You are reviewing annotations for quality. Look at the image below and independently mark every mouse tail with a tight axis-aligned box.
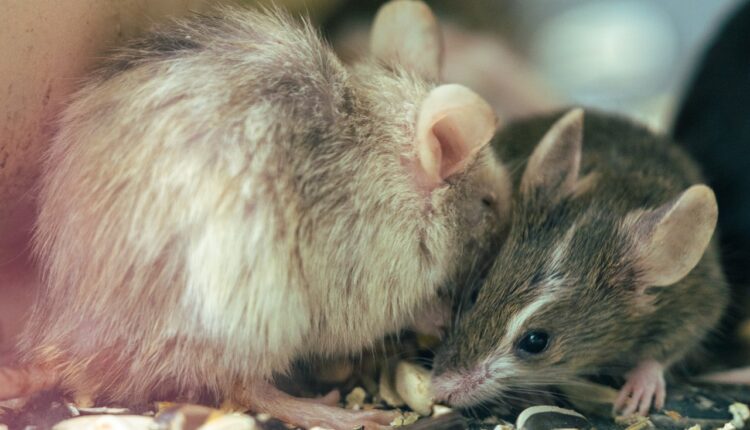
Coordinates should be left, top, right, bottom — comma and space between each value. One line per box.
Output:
696, 366, 750, 385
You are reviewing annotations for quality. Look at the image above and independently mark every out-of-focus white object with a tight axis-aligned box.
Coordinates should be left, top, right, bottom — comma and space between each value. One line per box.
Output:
52, 415, 154, 430
531, 1, 677, 98
511, 0, 741, 130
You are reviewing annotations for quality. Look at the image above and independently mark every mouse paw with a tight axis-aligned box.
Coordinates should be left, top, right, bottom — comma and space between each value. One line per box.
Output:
613, 359, 666, 417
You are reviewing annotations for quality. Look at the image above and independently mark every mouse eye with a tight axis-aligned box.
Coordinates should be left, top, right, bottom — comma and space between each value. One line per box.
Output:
516, 330, 550, 356
481, 196, 495, 209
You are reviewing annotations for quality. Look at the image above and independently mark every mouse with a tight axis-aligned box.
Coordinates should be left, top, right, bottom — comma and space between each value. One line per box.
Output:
0, 2, 511, 429
430, 108, 728, 417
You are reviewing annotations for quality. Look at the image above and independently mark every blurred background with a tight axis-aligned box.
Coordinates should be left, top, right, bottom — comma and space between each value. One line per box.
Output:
317, 0, 744, 131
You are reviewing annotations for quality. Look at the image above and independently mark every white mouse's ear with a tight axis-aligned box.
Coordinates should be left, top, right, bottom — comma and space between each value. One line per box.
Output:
414, 84, 497, 189
370, 0, 443, 81
626, 184, 718, 288
521, 109, 583, 198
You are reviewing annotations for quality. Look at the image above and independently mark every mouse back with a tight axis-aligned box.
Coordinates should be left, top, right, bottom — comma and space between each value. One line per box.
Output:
18, 1, 511, 406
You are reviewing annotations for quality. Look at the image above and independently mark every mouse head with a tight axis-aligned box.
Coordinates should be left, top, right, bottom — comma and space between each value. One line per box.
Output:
366, 0, 511, 283
431, 109, 718, 408
308, 0, 510, 308
290, 0, 509, 354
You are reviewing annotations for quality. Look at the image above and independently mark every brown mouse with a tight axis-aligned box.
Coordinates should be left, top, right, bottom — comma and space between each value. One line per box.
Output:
2, 2, 511, 428
431, 109, 727, 417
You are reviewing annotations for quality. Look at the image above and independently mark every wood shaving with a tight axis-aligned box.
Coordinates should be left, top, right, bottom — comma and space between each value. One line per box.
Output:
730, 402, 750, 429
665, 410, 683, 421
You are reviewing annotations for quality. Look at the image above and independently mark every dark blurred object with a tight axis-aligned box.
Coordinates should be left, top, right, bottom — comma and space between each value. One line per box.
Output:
672, 0, 750, 364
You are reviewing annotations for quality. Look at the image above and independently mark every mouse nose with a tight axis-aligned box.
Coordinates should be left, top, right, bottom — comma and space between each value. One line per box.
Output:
430, 365, 491, 407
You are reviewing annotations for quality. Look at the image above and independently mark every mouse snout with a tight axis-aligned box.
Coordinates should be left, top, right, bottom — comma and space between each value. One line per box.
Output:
430, 362, 493, 408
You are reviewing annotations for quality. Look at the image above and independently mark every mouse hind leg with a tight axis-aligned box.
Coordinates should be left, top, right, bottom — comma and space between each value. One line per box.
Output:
0, 364, 57, 401
236, 380, 398, 430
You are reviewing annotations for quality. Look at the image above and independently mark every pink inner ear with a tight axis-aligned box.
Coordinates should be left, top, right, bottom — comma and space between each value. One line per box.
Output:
433, 115, 472, 179
414, 84, 496, 190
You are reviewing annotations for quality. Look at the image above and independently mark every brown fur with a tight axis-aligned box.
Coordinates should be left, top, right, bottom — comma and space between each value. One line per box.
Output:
432, 110, 728, 407
16, 4, 510, 405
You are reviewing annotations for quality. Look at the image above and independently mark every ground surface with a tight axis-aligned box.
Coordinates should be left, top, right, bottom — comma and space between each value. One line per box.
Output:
1, 382, 748, 430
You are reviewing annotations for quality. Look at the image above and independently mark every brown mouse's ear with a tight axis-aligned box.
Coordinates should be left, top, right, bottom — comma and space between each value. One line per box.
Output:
414, 84, 497, 189
370, 0, 443, 81
521, 109, 583, 198
625, 184, 718, 288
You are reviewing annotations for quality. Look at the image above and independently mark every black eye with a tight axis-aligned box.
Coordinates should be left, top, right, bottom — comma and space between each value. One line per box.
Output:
516, 331, 550, 355
481, 196, 494, 209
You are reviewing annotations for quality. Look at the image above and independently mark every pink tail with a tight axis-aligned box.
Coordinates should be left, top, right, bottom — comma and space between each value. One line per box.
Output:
0, 365, 57, 400
698, 366, 750, 384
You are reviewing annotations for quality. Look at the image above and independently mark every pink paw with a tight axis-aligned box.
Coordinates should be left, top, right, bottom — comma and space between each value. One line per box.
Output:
614, 359, 666, 416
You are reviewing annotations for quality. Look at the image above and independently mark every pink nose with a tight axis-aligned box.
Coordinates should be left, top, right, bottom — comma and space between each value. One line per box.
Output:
431, 366, 491, 406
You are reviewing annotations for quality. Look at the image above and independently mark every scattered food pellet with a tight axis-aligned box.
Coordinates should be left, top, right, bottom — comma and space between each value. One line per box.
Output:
615, 415, 653, 430
664, 410, 683, 421
624, 420, 653, 430
730, 402, 750, 429
615, 415, 650, 427
75, 407, 130, 415
390, 411, 419, 426
415, 334, 441, 350
65, 403, 82, 417
73, 394, 95, 409
379, 364, 405, 408
482, 416, 502, 425
345, 387, 367, 410
515, 405, 589, 430
431, 404, 452, 417
394, 361, 433, 416
695, 396, 715, 410
197, 414, 257, 430
155, 403, 226, 429
52, 415, 154, 430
